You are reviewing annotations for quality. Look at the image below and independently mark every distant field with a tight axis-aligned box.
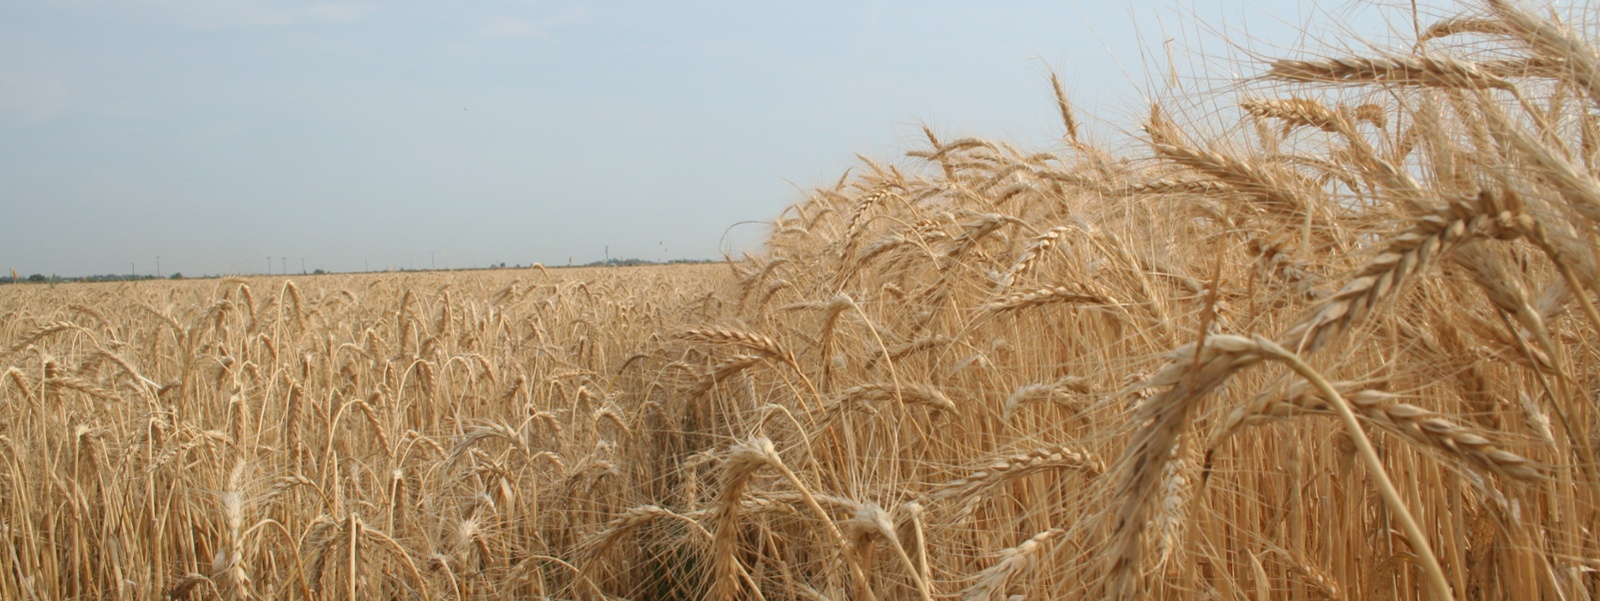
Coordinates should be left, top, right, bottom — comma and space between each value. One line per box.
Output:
6, 1, 1600, 599
0, 265, 735, 600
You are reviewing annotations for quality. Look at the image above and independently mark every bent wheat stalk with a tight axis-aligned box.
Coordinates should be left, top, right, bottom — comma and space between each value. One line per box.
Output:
1104, 191, 1532, 601
1251, 335, 1452, 601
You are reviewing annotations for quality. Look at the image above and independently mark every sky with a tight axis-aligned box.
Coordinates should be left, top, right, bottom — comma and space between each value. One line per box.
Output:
0, 0, 1406, 278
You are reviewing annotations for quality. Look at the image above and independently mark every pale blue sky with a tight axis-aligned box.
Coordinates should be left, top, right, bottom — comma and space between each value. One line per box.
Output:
1, 0, 1396, 277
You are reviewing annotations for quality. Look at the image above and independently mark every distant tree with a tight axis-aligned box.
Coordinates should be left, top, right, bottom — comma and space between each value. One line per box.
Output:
26, 274, 45, 283
169, 272, 183, 280
313, 269, 327, 275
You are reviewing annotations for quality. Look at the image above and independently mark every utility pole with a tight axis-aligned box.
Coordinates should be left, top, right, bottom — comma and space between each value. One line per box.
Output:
281, 257, 287, 275
431, 251, 436, 270
131, 262, 136, 278
301, 258, 306, 275
156, 256, 161, 278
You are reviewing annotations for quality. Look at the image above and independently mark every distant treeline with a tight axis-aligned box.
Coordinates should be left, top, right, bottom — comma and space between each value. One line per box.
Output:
2, 257, 723, 284
1, 273, 174, 285
579, 258, 721, 268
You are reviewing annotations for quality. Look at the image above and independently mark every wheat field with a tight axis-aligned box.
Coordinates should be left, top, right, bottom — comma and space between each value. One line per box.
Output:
6, 1, 1600, 599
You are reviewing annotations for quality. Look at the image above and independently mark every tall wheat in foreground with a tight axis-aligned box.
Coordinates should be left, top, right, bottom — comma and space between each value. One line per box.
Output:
4, 0, 1600, 599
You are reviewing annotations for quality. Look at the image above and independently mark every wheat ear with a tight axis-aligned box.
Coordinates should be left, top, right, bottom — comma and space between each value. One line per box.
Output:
1267, 55, 1514, 90
960, 529, 1064, 601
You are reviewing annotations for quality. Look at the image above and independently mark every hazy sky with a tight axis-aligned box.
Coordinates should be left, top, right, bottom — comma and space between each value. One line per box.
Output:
1, 0, 1397, 277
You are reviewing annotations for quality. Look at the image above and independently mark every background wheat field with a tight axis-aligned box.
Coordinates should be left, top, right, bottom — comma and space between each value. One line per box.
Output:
6, 1, 1600, 599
